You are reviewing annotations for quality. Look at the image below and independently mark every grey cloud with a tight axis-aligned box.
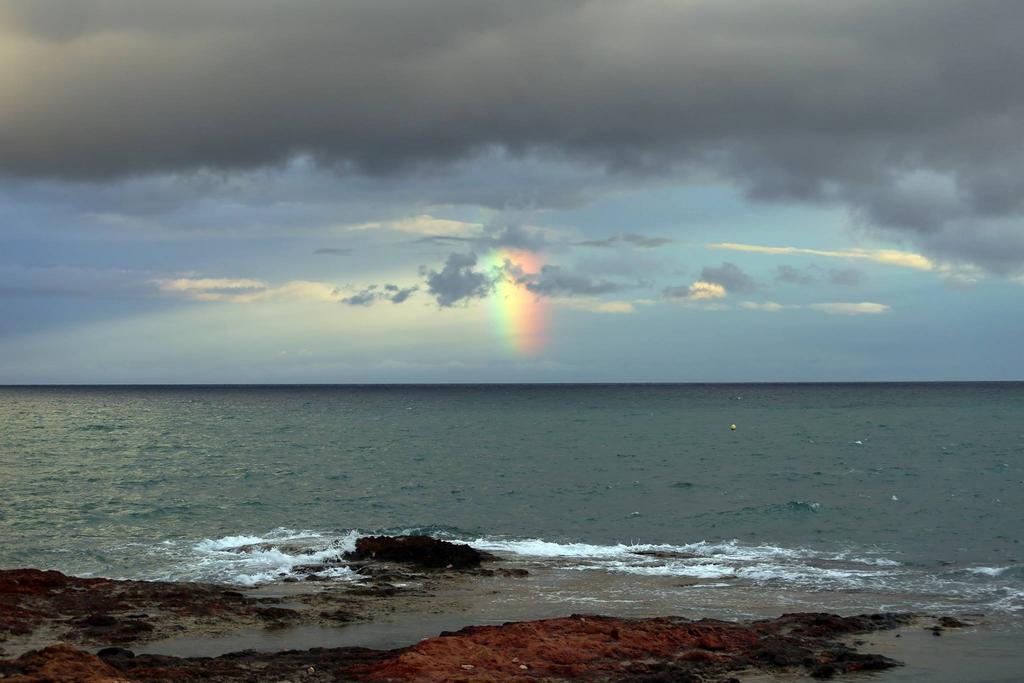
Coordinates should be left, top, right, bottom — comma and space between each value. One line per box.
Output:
383, 283, 418, 304
342, 283, 418, 306
661, 285, 692, 300
775, 265, 814, 285
314, 247, 352, 255
623, 234, 673, 249
519, 265, 625, 297
828, 268, 864, 286
341, 288, 379, 306
2, 1, 1024, 268
415, 225, 549, 253
775, 264, 864, 286
699, 262, 756, 293
577, 233, 673, 249
421, 252, 495, 307
576, 237, 619, 248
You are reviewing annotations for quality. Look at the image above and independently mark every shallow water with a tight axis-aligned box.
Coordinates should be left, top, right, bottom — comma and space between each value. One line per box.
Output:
1, 383, 1022, 629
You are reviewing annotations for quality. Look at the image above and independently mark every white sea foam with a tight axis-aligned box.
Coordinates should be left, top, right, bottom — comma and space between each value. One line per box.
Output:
967, 566, 1009, 577
468, 537, 657, 558
169, 528, 361, 586
465, 535, 906, 590
142, 528, 1024, 618
596, 562, 738, 579
468, 536, 820, 562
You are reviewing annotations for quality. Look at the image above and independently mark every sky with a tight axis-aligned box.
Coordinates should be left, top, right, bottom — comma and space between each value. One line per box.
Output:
1, 0, 1023, 383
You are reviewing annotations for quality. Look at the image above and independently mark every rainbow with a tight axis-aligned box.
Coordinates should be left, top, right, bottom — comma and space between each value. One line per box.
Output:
487, 249, 545, 355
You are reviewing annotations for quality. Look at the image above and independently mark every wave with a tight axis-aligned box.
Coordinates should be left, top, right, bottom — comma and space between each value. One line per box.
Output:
467, 536, 896, 589
148, 528, 361, 586
127, 528, 1024, 619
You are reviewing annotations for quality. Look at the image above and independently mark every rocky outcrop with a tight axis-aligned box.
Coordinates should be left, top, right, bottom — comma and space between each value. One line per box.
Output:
347, 535, 490, 568
0, 568, 303, 650
0, 611, 914, 682
0, 645, 127, 683
2, 643, 391, 682
355, 612, 911, 681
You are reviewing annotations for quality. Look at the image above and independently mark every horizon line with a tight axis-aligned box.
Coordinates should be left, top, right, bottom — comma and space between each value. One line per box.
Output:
2, 380, 1022, 388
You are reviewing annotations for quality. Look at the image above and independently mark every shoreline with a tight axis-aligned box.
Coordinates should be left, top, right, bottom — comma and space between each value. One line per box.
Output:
2, 535, 1010, 682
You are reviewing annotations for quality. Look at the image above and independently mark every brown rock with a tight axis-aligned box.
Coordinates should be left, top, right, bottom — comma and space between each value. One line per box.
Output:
353, 612, 908, 682
0, 644, 127, 682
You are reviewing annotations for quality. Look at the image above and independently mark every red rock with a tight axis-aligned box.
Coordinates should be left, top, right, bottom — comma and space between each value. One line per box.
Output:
0, 611, 912, 682
0, 568, 109, 596
353, 614, 800, 681
0, 645, 127, 682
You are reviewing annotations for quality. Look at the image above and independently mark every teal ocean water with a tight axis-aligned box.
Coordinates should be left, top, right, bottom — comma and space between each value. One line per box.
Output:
1, 384, 1022, 625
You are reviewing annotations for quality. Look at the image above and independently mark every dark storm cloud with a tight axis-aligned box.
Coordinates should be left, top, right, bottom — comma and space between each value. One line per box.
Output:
421, 252, 495, 307
519, 265, 625, 297
699, 262, 756, 293
2, 1, 1024, 267
341, 283, 419, 306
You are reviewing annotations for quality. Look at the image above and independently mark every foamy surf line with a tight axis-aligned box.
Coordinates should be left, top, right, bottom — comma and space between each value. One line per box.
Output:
143, 528, 362, 586
131, 529, 1023, 616
154, 531, 901, 588
465, 536, 902, 588
465, 537, 1024, 614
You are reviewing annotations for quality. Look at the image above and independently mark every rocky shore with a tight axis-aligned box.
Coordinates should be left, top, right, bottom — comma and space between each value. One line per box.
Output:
0, 536, 966, 682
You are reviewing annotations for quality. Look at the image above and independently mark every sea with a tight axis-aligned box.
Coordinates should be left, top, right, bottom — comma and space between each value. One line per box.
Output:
2, 383, 1023, 638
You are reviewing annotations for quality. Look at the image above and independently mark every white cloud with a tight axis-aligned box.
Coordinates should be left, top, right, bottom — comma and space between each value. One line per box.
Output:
807, 302, 890, 315
740, 301, 785, 312
741, 301, 890, 315
709, 243, 934, 271
936, 263, 983, 287
155, 277, 342, 303
685, 281, 727, 300
348, 214, 483, 237
552, 297, 655, 314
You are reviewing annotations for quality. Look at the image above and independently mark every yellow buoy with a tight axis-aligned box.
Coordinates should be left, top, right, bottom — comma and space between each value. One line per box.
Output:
730, 424, 737, 431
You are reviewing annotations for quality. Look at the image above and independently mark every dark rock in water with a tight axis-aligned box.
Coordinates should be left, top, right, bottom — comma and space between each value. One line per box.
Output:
347, 535, 489, 568
632, 550, 701, 560
938, 616, 971, 628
